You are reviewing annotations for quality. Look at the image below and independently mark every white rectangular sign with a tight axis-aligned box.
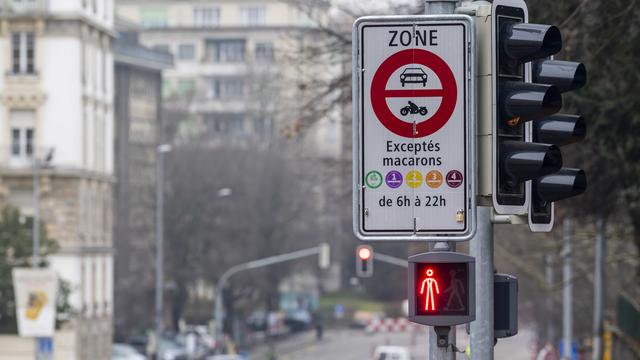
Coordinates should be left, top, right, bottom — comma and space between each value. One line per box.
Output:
353, 15, 476, 241
12, 268, 58, 337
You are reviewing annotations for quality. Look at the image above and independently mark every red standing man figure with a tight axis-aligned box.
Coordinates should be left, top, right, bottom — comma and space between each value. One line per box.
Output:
420, 268, 440, 311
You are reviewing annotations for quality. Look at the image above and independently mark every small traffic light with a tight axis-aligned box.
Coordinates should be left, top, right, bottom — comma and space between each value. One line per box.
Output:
408, 252, 475, 326
355, 245, 373, 278
492, 1, 566, 215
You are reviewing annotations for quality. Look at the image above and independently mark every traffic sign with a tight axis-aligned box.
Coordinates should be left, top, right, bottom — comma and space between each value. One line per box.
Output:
408, 252, 476, 326
353, 15, 476, 241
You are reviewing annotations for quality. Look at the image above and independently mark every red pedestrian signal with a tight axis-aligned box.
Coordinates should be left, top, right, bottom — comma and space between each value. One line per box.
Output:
414, 262, 468, 316
408, 252, 475, 326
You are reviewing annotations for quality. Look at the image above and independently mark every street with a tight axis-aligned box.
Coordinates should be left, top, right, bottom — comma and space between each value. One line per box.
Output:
248, 326, 536, 360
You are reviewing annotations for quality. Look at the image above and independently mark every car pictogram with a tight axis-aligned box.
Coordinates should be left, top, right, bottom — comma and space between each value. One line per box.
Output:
400, 67, 428, 87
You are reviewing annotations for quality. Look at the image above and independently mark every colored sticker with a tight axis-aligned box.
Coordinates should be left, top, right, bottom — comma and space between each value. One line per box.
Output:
385, 170, 403, 189
425, 170, 444, 189
406, 170, 423, 188
365, 170, 383, 189
446, 170, 463, 188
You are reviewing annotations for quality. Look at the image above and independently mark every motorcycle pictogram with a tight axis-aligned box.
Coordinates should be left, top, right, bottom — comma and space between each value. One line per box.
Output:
400, 101, 428, 116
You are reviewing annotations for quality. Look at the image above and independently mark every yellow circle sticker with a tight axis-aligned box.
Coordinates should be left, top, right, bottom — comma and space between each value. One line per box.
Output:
425, 170, 443, 189
406, 170, 423, 188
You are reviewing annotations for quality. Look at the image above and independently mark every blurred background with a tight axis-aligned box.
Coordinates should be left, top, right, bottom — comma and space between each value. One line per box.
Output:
0, 0, 638, 359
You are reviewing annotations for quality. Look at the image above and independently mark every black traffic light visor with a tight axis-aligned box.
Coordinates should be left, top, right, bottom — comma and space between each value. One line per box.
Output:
501, 141, 563, 182
535, 168, 587, 202
502, 82, 562, 124
534, 60, 586, 93
503, 23, 562, 63
534, 114, 586, 146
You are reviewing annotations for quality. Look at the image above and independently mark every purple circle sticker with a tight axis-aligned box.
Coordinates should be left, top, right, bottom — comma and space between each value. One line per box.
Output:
385, 170, 403, 188
446, 170, 463, 188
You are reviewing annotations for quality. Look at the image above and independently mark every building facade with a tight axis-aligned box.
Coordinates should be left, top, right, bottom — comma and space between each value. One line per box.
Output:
113, 23, 172, 340
0, 0, 114, 359
115, 0, 340, 156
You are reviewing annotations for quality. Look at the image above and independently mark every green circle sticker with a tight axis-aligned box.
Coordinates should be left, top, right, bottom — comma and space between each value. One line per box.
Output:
365, 170, 383, 189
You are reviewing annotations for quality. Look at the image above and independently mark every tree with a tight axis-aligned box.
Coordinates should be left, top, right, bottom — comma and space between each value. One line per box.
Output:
0, 206, 70, 333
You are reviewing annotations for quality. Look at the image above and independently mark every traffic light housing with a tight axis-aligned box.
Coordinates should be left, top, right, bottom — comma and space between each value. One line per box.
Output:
355, 245, 373, 278
408, 252, 475, 326
492, 0, 587, 222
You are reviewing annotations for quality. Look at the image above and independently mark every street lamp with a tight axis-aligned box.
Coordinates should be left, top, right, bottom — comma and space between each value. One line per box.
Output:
155, 143, 171, 356
33, 148, 54, 268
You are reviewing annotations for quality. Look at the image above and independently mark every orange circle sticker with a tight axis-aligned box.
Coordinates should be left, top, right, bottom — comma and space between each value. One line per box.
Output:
425, 170, 443, 189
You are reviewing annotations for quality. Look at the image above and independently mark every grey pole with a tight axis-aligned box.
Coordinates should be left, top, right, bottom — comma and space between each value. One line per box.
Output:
470, 206, 494, 359
592, 216, 606, 360
33, 159, 40, 267
562, 217, 572, 360
545, 254, 555, 344
32, 159, 39, 360
424, 1, 460, 358
155, 144, 171, 356
214, 245, 325, 349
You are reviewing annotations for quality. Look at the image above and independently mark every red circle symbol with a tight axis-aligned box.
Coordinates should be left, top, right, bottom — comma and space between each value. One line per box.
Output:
370, 49, 457, 138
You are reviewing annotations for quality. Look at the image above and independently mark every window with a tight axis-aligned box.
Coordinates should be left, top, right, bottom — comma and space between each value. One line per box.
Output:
206, 78, 245, 100
205, 39, 245, 63
255, 42, 274, 62
12, 32, 35, 74
10, 110, 36, 159
178, 44, 195, 61
240, 7, 266, 26
205, 113, 245, 135
193, 7, 219, 27
141, 7, 168, 28
153, 44, 170, 54
177, 79, 195, 98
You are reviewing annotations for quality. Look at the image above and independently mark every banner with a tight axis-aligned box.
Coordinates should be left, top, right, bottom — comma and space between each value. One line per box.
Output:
12, 268, 58, 337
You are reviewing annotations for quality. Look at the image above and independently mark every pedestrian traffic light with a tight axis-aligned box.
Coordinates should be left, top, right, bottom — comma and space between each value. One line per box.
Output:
355, 245, 373, 278
492, 0, 564, 215
408, 252, 475, 326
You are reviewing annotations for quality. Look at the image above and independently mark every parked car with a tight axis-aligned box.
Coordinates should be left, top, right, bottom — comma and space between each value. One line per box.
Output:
158, 339, 188, 360
206, 355, 245, 360
112, 343, 145, 360
372, 345, 411, 360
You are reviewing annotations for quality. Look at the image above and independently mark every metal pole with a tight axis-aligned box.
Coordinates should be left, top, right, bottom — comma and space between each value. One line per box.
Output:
33, 159, 40, 267
470, 206, 494, 359
545, 254, 555, 344
423, 2, 459, 357
32, 159, 39, 360
425, 0, 459, 15
562, 217, 572, 360
155, 149, 165, 356
214, 246, 323, 348
592, 216, 606, 360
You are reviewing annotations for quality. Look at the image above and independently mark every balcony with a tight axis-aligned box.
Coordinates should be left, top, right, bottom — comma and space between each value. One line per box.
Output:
0, 0, 48, 16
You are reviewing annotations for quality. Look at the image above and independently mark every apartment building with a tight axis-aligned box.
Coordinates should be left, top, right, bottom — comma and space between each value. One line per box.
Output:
116, 0, 341, 157
0, 0, 114, 358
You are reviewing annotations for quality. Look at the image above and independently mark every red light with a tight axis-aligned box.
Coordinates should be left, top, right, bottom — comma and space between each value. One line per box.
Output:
358, 247, 372, 260
419, 268, 440, 311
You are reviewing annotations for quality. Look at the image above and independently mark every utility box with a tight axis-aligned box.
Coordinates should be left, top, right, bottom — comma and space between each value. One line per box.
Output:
494, 273, 518, 338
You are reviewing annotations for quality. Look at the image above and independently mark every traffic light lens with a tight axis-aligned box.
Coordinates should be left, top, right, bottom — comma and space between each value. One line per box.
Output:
358, 248, 371, 260
414, 262, 469, 316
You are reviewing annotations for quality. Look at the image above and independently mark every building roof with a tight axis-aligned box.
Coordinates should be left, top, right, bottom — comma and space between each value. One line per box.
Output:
114, 18, 174, 71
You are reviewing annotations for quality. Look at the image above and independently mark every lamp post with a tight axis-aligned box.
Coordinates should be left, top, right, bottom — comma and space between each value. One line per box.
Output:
155, 143, 172, 357
32, 149, 54, 268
